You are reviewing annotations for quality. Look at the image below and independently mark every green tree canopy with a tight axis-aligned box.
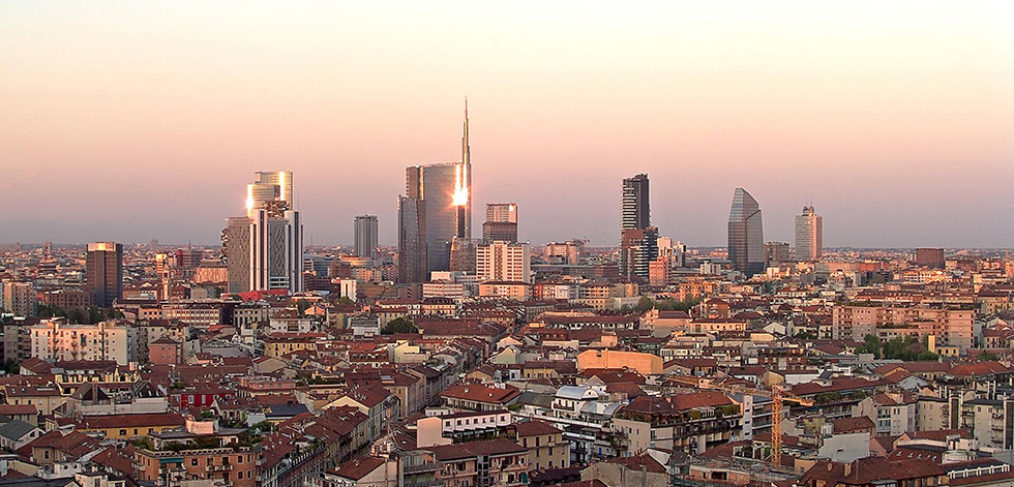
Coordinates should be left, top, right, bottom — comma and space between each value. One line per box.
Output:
382, 317, 418, 335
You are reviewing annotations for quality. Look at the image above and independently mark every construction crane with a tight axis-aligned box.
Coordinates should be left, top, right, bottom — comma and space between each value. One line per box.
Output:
670, 377, 814, 467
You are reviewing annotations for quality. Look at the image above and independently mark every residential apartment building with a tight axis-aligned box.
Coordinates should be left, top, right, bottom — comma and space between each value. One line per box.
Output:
30, 319, 130, 365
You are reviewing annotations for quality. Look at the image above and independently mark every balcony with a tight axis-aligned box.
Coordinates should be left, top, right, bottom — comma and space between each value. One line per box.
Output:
211, 464, 234, 472
403, 463, 440, 474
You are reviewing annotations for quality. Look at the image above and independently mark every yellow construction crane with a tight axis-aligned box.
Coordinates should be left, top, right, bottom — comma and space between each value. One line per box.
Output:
670, 377, 814, 467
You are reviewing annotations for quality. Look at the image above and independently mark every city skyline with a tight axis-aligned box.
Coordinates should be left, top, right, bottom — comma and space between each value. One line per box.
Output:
2, 2, 1013, 248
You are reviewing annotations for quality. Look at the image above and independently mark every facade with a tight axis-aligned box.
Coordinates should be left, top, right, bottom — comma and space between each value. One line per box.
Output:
406, 163, 462, 274
620, 227, 659, 280
397, 195, 427, 283
765, 241, 790, 267
486, 203, 517, 224
430, 439, 531, 487
225, 171, 303, 293
354, 215, 379, 260
622, 174, 650, 230
30, 319, 129, 365
728, 188, 764, 276
544, 240, 584, 265
249, 207, 303, 292
795, 205, 823, 262
915, 248, 945, 268
2, 281, 36, 317
613, 393, 742, 455
832, 304, 974, 351
476, 241, 531, 283
483, 203, 518, 243
86, 242, 123, 307
514, 420, 569, 471
246, 170, 292, 214
223, 216, 252, 293
482, 221, 518, 243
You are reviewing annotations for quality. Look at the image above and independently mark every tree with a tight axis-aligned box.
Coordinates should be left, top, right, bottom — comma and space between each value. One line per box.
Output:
3, 359, 19, 375
856, 334, 882, 359
382, 317, 418, 335
977, 351, 1000, 361
635, 296, 655, 313
336, 296, 355, 306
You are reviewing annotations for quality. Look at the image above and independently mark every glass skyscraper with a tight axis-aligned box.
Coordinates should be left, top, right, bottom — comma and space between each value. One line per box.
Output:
622, 174, 650, 230
728, 188, 765, 276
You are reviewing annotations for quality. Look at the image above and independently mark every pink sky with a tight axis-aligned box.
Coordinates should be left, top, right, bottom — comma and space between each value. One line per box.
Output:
2, 1, 1012, 247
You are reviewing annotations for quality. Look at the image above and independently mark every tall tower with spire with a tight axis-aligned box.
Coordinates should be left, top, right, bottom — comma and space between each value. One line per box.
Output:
461, 98, 472, 240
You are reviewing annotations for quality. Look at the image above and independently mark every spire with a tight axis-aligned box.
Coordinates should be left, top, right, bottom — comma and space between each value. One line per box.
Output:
462, 97, 470, 167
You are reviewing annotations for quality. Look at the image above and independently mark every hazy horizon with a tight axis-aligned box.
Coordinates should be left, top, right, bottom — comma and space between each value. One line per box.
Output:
3, 2, 1013, 248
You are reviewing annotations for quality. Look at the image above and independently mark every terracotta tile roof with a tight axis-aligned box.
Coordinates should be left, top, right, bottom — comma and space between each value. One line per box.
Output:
512, 420, 561, 437
76, 413, 185, 429
603, 453, 667, 473
0, 405, 37, 416
331, 456, 386, 481
620, 392, 733, 416
441, 383, 520, 405
430, 438, 527, 461
803, 457, 944, 485
833, 416, 875, 434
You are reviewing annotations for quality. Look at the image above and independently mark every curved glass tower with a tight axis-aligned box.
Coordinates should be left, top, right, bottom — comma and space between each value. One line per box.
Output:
728, 188, 764, 276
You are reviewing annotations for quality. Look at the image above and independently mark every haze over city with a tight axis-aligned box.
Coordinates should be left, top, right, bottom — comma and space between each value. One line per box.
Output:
2, 1, 1013, 247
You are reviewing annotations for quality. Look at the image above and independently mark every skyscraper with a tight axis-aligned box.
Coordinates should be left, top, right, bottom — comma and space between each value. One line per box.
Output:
622, 174, 650, 230
486, 203, 517, 224
86, 242, 123, 307
728, 188, 765, 276
482, 203, 518, 243
225, 171, 303, 293
398, 101, 472, 279
354, 215, 379, 260
794, 205, 823, 262
397, 195, 427, 283
620, 174, 654, 279
620, 227, 659, 280
222, 217, 252, 293
249, 206, 302, 292
246, 171, 293, 217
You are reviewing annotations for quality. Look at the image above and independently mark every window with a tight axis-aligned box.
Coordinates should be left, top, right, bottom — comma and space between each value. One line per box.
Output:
192, 459, 198, 466
119, 430, 127, 436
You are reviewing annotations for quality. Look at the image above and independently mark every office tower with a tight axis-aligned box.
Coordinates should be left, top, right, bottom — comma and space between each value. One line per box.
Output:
225, 171, 303, 293
399, 101, 472, 277
86, 242, 123, 307
476, 241, 531, 283
728, 188, 765, 276
486, 203, 517, 223
915, 248, 945, 269
622, 174, 650, 230
620, 227, 659, 280
397, 196, 427, 283
482, 203, 518, 243
249, 206, 303, 292
246, 171, 292, 217
223, 217, 252, 293
355, 215, 379, 260
795, 205, 823, 262
765, 242, 790, 267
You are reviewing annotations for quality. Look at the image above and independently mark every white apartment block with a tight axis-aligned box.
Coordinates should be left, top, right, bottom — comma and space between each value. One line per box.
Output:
31, 320, 129, 365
